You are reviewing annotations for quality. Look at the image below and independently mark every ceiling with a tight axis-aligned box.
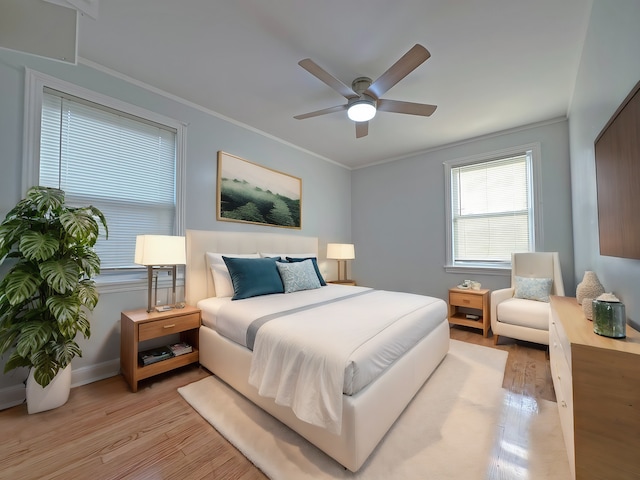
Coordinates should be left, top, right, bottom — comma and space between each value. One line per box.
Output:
76, 0, 592, 169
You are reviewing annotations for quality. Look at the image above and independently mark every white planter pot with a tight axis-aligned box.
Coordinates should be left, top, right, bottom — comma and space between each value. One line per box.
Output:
26, 364, 72, 414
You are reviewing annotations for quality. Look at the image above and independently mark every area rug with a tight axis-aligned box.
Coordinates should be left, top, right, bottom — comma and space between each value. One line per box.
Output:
178, 340, 570, 479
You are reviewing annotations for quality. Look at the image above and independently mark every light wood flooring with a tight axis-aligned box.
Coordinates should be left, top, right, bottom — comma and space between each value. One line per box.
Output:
0, 326, 554, 479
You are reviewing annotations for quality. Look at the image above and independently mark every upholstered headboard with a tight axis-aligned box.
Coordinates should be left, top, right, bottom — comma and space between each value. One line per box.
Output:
185, 229, 319, 305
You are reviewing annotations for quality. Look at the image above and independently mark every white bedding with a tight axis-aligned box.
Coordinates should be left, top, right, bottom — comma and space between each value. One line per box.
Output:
197, 285, 447, 434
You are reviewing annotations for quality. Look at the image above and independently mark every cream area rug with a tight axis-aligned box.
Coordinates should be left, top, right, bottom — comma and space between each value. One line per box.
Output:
178, 340, 571, 479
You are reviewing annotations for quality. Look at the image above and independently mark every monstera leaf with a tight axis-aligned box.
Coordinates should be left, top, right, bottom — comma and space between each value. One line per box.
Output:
46, 295, 81, 335
60, 209, 100, 244
77, 279, 99, 310
2, 265, 42, 305
24, 186, 65, 214
19, 231, 59, 262
75, 249, 102, 278
39, 259, 80, 294
15, 320, 52, 358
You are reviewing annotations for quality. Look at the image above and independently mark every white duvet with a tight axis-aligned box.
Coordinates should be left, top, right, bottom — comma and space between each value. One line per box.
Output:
199, 286, 446, 434
198, 286, 447, 433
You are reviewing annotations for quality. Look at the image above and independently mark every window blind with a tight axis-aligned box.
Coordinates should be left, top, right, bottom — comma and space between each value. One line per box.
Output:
451, 154, 532, 263
40, 89, 177, 270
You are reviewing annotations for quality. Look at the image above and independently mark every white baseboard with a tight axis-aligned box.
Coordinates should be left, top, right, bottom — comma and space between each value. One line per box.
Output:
71, 359, 120, 388
0, 384, 26, 411
0, 358, 121, 411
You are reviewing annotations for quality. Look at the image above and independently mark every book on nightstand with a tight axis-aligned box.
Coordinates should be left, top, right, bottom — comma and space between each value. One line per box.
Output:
139, 346, 174, 366
168, 342, 193, 356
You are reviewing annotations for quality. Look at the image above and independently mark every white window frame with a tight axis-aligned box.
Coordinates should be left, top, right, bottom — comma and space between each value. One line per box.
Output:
443, 143, 542, 275
22, 68, 187, 292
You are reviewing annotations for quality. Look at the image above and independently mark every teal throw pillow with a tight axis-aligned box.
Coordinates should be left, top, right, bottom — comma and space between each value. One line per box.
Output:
223, 256, 284, 300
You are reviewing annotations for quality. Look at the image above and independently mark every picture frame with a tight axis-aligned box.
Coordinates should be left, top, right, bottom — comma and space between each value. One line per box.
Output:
217, 151, 302, 229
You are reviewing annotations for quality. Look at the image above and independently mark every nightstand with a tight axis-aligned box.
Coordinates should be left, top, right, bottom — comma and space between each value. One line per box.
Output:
327, 280, 357, 286
448, 287, 490, 337
120, 305, 201, 392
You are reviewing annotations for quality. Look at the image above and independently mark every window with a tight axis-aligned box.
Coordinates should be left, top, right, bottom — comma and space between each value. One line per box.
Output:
444, 144, 541, 274
24, 69, 185, 280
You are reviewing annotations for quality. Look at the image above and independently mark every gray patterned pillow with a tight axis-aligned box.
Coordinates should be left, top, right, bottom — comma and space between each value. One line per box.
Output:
513, 276, 553, 302
276, 259, 322, 293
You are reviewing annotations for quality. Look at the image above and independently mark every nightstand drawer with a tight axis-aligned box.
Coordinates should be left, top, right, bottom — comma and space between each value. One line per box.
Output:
449, 292, 483, 309
139, 313, 200, 341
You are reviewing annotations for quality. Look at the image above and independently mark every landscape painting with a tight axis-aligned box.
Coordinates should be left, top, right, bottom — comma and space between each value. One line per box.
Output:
217, 151, 302, 229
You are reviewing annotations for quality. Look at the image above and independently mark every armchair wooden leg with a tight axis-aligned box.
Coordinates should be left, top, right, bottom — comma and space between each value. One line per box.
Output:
494, 334, 499, 345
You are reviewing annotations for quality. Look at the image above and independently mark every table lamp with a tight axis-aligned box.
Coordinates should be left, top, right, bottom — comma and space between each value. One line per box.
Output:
326, 243, 355, 282
134, 235, 186, 312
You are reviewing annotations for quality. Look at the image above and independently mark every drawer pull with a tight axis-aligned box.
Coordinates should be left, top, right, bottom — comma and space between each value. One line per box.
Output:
163, 324, 176, 329
561, 401, 567, 408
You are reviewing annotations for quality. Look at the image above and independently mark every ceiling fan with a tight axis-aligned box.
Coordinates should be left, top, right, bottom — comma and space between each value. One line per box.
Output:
294, 44, 437, 138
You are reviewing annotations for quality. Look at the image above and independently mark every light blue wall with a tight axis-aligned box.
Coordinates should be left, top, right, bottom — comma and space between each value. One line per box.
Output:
569, 0, 640, 330
0, 48, 351, 402
351, 119, 574, 302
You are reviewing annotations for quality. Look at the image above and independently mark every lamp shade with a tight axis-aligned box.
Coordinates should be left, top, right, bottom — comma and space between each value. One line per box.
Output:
326, 243, 355, 260
134, 235, 186, 266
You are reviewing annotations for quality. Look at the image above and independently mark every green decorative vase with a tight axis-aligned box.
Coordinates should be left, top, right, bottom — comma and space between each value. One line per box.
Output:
592, 299, 626, 338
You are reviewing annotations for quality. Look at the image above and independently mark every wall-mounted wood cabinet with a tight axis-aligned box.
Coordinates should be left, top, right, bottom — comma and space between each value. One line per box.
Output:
595, 80, 640, 259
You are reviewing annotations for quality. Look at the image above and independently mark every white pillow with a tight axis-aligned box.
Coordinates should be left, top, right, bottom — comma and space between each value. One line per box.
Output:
259, 252, 316, 259
205, 252, 260, 297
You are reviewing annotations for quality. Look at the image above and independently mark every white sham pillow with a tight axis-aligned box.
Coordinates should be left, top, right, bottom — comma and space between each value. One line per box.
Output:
205, 252, 260, 297
259, 252, 316, 259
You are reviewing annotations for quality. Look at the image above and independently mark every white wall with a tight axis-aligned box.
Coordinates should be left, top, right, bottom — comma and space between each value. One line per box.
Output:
0, 48, 352, 407
569, 0, 640, 330
351, 119, 574, 302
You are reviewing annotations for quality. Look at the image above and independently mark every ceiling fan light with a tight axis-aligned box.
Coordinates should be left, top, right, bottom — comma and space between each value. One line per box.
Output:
347, 101, 376, 122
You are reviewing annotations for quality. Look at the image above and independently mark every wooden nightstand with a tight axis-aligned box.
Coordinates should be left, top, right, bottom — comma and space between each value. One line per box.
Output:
448, 287, 490, 337
120, 305, 201, 392
327, 280, 356, 286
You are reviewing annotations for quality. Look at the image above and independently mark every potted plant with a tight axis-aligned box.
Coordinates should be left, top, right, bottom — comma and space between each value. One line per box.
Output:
0, 186, 107, 413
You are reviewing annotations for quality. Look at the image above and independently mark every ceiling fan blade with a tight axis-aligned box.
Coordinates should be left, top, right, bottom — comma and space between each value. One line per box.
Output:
294, 104, 348, 120
365, 44, 431, 99
355, 121, 368, 138
377, 99, 437, 116
298, 59, 359, 100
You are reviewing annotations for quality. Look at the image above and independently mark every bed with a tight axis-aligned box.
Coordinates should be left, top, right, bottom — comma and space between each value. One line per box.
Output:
185, 229, 450, 472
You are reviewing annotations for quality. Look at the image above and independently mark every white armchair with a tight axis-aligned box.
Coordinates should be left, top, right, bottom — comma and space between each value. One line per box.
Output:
491, 252, 564, 345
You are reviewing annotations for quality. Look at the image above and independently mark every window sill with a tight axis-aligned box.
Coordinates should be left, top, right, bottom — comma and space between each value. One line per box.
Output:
95, 273, 184, 294
444, 264, 511, 276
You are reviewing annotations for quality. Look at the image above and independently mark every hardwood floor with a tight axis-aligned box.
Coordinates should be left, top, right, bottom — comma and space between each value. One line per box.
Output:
450, 326, 555, 402
0, 326, 555, 479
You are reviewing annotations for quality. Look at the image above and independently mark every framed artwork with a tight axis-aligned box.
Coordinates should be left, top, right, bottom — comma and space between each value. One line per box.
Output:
217, 151, 302, 229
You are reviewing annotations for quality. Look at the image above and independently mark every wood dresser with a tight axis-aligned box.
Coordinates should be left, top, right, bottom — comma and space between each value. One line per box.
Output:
549, 296, 640, 480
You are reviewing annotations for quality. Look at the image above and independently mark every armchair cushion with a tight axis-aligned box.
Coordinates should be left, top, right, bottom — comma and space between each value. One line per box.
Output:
496, 298, 550, 330
513, 276, 553, 302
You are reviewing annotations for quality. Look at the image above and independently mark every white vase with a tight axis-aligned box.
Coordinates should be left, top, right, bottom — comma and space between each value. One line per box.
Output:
576, 271, 605, 305
582, 297, 595, 320
26, 364, 72, 414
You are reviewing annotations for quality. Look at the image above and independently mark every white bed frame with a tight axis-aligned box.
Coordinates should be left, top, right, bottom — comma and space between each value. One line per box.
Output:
185, 229, 450, 472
